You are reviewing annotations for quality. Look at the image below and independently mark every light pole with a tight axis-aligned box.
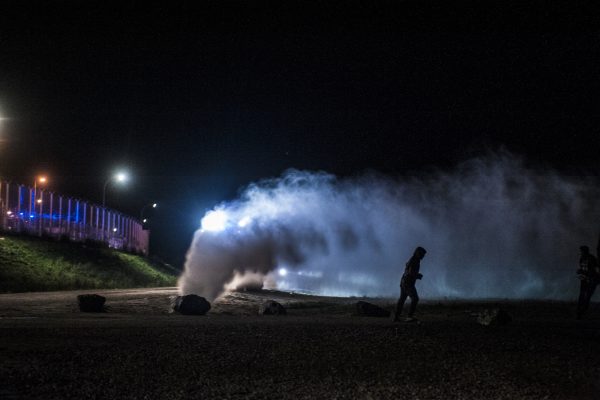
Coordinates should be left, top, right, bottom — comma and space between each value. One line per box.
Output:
102, 172, 128, 208
33, 176, 47, 235
33, 176, 47, 203
101, 172, 128, 243
37, 198, 43, 236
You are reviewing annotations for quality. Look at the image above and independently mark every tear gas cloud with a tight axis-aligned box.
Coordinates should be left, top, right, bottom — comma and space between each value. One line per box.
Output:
179, 153, 600, 301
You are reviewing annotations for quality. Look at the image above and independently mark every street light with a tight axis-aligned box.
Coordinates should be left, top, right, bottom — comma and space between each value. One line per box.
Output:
33, 176, 47, 236
102, 171, 128, 207
33, 176, 47, 207
31, 176, 47, 230
34, 176, 47, 194
140, 202, 157, 230
140, 202, 157, 220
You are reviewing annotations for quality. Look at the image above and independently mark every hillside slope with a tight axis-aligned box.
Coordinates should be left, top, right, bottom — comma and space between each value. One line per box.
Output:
0, 234, 178, 293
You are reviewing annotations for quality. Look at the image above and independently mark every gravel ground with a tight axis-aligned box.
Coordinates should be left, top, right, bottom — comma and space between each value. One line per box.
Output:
1, 288, 599, 399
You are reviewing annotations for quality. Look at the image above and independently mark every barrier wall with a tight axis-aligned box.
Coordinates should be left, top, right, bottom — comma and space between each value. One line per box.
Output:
0, 180, 148, 255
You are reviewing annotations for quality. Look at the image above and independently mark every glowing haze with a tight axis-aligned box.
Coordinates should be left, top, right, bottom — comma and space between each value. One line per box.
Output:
179, 153, 600, 301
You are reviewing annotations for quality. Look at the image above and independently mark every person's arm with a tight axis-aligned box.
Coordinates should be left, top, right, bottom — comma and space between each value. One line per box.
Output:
405, 258, 422, 279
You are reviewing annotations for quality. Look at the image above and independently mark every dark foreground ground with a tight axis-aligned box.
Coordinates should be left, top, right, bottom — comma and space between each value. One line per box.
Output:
1, 288, 599, 399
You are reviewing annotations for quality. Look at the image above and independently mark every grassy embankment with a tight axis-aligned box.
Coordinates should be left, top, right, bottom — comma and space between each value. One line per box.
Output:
0, 234, 178, 293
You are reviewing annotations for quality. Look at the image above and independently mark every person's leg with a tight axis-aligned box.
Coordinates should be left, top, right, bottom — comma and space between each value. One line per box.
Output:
407, 286, 419, 318
395, 288, 408, 321
577, 281, 588, 319
582, 283, 597, 314
577, 281, 594, 319
589, 283, 597, 300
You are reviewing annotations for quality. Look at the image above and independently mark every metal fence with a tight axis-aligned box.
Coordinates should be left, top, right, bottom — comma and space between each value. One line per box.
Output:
0, 180, 148, 255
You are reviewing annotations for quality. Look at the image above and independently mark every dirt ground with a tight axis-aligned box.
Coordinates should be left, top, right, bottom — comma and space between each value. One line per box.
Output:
1, 288, 599, 399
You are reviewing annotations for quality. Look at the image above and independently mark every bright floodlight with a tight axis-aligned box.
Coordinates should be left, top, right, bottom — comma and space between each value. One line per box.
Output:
115, 172, 128, 183
152, 203, 157, 208
279, 268, 288, 277
201, 210, 228, 232
238, 216, 252, 228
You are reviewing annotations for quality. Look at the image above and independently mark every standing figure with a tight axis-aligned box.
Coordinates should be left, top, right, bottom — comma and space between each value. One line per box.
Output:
576, 245, 599, 319
394, 246, 426, 322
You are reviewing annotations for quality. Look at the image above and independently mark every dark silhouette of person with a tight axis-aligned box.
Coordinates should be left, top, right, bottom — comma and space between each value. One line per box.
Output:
394, 246, 426, 322
576, 245, 599, 319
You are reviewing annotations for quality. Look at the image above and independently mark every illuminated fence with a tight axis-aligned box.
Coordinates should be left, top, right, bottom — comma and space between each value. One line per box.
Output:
0, 180, 148, 255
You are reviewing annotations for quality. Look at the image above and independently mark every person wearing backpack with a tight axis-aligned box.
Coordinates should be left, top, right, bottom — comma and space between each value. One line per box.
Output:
394, 246, 426, 322
576, 245, 599, 319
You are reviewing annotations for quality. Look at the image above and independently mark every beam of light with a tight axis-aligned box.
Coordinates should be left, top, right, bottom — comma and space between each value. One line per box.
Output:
201, 209, 228, 232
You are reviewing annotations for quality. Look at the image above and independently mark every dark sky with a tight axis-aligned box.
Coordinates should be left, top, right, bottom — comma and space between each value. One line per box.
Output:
1, 1, 599, 266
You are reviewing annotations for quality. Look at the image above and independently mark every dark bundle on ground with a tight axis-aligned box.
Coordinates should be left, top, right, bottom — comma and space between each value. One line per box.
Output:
355, 300, 391, 317
77, 294, 106, 312
173, 294, 211, 315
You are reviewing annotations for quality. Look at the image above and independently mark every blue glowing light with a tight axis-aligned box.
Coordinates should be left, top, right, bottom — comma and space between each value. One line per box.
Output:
238, 216, 252, 228
201, 210, 228, 232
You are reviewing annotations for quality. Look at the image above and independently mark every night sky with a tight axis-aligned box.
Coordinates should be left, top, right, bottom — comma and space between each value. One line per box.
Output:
1, 1, 599, 266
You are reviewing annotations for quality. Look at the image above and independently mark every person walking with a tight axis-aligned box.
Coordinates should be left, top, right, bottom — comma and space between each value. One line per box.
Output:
394, 246, 426, 322
576, 245, 599, 319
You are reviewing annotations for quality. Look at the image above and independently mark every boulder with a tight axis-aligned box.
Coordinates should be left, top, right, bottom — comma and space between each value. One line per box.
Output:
173, 294, 211, 315
477, 308, 512, 326
77, 294, 106, 313
355, 301, 391, 318
260, 300, 287, 315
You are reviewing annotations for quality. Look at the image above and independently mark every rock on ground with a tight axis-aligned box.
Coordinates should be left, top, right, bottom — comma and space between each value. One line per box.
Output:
260, 300, 287, 315
173, 294, 211, 315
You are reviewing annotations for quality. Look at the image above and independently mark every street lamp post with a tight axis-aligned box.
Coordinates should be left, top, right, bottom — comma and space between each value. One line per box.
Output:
102, 172, 128, 208
34, 176, 47, 194
101, 171, 128, 242
34, 176, 47, 236
34, 176, 47, 216
37, 198, 43, 236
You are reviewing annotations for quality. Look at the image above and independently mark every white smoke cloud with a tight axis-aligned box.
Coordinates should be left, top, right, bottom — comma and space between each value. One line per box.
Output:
179, 152, 600, 301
